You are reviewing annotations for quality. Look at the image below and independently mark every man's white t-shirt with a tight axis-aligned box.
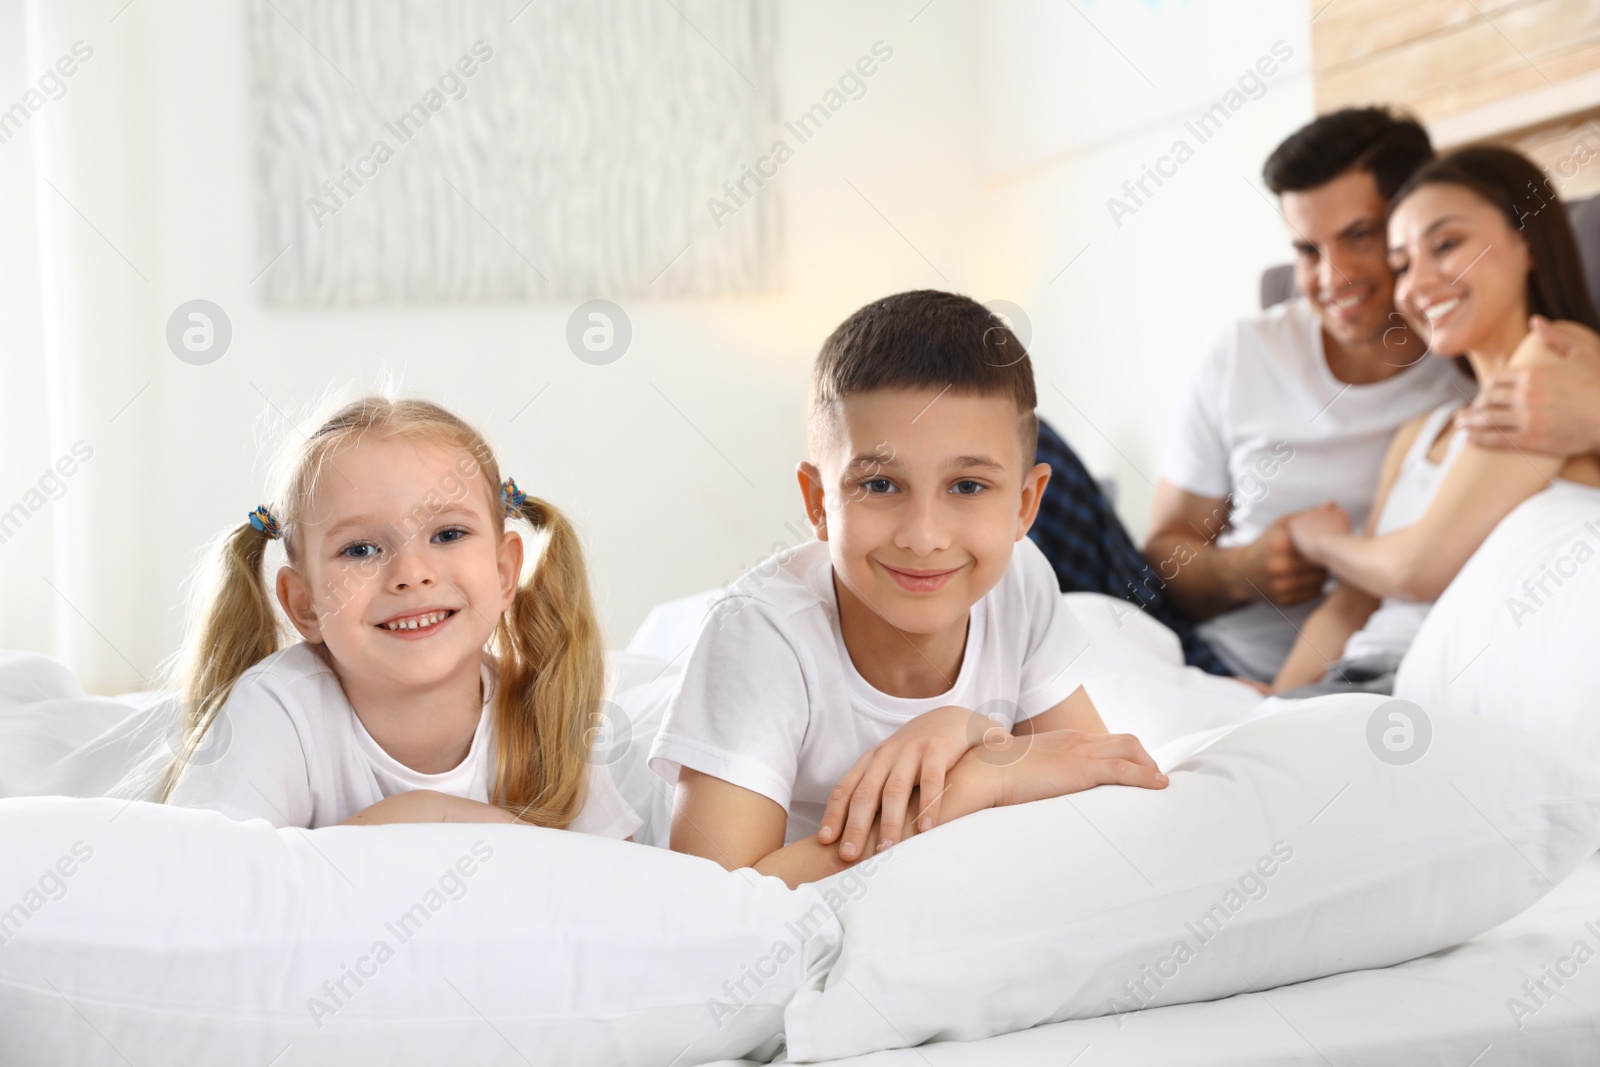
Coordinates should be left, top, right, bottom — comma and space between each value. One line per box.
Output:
169, 642, 642, 838
1158, 298, 1469, 680
647, 537, 1091, 845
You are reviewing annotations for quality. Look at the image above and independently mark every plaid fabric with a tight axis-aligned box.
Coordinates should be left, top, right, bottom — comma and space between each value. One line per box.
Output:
1029, 419, 1231, 676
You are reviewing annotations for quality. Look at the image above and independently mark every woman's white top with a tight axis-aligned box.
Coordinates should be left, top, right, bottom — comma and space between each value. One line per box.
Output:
1342, 401, 1469, 662
169, 642, 642, 837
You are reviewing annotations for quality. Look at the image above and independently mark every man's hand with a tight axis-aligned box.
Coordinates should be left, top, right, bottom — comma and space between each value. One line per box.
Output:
1240, 512, 1330, 603
1457, 316, 1600, 457
818, 704, 988, 860
939, 729, 1167, 820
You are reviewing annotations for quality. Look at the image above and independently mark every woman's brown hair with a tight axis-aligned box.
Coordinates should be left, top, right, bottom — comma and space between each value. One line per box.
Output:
1391, 146, 1600, 333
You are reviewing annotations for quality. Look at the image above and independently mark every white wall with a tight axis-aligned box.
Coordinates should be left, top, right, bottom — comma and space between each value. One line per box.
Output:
0, 0, 1312, 695
975, 0, 1315, 534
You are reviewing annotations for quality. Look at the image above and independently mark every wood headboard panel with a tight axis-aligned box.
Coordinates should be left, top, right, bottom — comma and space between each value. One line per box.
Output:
1311, 0, 1600, 198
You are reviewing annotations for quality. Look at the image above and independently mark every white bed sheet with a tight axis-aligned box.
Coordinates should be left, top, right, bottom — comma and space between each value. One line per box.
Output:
707, 851, 1600, 1065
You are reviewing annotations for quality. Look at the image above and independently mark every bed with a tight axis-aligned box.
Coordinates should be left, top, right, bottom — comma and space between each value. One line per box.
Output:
738, 854, 1600, 1065
4, 487, 1600, 1065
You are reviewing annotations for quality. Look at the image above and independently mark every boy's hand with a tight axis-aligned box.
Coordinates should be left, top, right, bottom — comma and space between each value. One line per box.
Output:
943, 729, 1166, 818
819, 704, 991, 860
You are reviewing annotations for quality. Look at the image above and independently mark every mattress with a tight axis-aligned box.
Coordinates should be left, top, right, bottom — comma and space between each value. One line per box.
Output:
722, 851, 1600, 1065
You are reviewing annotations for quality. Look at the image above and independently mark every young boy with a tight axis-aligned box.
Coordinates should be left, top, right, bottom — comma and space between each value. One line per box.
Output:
648, 290, 1166, 888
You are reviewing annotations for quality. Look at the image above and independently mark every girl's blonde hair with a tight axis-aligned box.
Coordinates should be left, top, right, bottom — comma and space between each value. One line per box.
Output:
155, 396, 604, 828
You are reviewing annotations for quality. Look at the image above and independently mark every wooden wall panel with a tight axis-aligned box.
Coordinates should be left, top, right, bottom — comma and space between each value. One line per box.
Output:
1311, 0, 1600, 198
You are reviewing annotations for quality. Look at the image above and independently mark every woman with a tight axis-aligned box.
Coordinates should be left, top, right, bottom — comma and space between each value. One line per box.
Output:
1271, 146, 1600, 695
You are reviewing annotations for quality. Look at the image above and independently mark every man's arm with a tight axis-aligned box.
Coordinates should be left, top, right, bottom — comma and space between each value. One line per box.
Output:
1143, 479, 1327, 620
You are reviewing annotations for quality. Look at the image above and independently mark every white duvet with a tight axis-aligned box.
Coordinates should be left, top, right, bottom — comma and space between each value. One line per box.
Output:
4, 576, 1600, 1065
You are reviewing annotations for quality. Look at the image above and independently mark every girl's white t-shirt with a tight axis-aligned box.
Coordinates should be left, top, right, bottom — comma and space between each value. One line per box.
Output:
169, 642, 641, 838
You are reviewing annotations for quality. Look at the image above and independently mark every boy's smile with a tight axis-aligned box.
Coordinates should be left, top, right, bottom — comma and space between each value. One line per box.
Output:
799, 387, 1050, 696
878, 562, 965, 593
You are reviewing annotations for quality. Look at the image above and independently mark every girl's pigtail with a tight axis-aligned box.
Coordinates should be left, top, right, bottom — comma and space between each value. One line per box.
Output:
155, 518, 284, 802
493, 496, 605, 828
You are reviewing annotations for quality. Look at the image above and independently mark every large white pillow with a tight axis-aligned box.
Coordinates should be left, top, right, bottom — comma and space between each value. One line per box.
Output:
0, 797, 840, 1066
781, 695, 1600, 1061
1397, 481, 1600, 759
1063, 592, 1263, 751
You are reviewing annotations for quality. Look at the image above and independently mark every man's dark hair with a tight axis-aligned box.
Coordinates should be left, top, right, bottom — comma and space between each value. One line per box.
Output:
1262, 107, 1434, 201
811, 290, 1038, 461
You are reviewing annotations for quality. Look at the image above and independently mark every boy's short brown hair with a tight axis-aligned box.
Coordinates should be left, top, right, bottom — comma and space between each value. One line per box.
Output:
810, 290, 1039, 464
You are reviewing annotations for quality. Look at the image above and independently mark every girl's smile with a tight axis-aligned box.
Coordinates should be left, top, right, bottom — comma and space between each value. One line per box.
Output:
275, 436, 522, 709
375, 606, 461, 636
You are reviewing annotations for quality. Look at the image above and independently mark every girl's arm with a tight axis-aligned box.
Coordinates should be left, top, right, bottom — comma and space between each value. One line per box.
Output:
341, 790, 517, 825
1270, 582, 1382, 692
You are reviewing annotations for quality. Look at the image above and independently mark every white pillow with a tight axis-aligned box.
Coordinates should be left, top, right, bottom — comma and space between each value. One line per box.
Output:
0, 797, 840, 1066
781, 695, 1600, 1061
1397, 481, 1600, 759
1063, 593, 1264, 751
607, 671, 680, 848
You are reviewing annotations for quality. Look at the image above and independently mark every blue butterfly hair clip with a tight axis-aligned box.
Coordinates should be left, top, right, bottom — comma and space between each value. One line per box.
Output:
248, 504, 282, 540
500, 477, 527, 516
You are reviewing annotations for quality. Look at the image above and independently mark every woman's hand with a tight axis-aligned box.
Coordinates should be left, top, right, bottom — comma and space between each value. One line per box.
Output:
341, 790, 519, 826
819, 704, 990, 859
1285, 502, 1352, 565
1457, 316, 1600, 457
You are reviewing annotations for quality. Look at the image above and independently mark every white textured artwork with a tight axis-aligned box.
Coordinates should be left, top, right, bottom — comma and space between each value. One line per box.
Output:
249, 0, 779, 304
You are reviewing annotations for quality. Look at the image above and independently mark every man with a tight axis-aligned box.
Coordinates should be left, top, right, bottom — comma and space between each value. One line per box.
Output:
1029, 419, 1230, 675
1142, 107, 1469, 682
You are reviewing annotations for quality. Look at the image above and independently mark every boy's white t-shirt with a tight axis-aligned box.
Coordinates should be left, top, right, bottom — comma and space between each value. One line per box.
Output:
647, 537, 1091, 845
169, 642, 641, 838
1159, 297, 1469, 679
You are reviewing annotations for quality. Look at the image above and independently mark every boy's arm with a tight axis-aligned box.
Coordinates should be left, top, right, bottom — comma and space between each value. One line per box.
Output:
672, 768, 956, 890
940, 729, 1166, 822
1014, 684, 1105, 735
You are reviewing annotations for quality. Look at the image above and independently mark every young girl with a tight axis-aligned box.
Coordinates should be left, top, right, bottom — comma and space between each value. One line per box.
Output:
1272, 147, 1600, 694
159, 396, 640, 837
